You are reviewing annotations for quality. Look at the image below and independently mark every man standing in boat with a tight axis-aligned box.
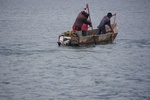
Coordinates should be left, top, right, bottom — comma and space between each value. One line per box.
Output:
72, 10, 92, 31
97, 12, 116, 35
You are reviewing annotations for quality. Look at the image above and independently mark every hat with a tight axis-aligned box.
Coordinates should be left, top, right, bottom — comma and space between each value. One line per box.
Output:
107, 12, 112, 17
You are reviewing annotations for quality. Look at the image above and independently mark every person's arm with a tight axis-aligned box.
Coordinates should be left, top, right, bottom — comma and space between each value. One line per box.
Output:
112, 13, 116, 16
84, 19, 92, 27
107, 20, 114, 32
110, 13, 116, 32
107, 24, 113, 32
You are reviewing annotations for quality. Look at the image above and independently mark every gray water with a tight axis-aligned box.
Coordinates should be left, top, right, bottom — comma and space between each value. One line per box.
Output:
0, 0, 150, 100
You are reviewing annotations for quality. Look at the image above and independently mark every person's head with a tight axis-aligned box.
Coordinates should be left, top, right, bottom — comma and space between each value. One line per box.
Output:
107, 12, 112, 18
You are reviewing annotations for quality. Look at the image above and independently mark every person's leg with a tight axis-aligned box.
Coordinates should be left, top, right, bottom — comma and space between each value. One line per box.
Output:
97, 28, 102, 35
82, 31, 87, 36
101, 27, 106, 34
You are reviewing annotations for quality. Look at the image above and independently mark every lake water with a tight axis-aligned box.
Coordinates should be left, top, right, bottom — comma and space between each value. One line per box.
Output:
0, 0, 150, 100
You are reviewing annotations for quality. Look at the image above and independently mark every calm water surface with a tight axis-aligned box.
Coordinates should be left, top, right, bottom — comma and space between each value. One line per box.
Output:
0, 0, 150, 100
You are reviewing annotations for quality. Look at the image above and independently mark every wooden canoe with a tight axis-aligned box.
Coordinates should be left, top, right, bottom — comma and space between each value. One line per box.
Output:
57, 23, 118, 46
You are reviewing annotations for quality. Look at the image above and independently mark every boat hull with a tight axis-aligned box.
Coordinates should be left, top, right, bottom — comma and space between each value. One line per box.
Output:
57, 23, 118, 46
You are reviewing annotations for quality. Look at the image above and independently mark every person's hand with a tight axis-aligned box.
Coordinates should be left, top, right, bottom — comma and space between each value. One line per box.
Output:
109, 26, 114, 33
90, 22, 92, 27
90, 24, 92, 27
86, 4, 88, 8
113, 13, 116, 16
110, 28, 114, 33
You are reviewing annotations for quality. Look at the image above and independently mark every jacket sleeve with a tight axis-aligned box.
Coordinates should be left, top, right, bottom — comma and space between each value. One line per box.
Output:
83, 19, 91, 26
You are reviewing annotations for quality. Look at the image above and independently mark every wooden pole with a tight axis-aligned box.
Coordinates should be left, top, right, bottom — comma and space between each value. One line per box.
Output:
86, 4, 93, 30
112, 14, 116, 43
86, 4, 97, 44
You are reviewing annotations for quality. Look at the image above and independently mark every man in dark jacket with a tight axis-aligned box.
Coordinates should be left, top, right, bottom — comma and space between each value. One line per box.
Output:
72, 11, 92, 31
97, 12, 116, 34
